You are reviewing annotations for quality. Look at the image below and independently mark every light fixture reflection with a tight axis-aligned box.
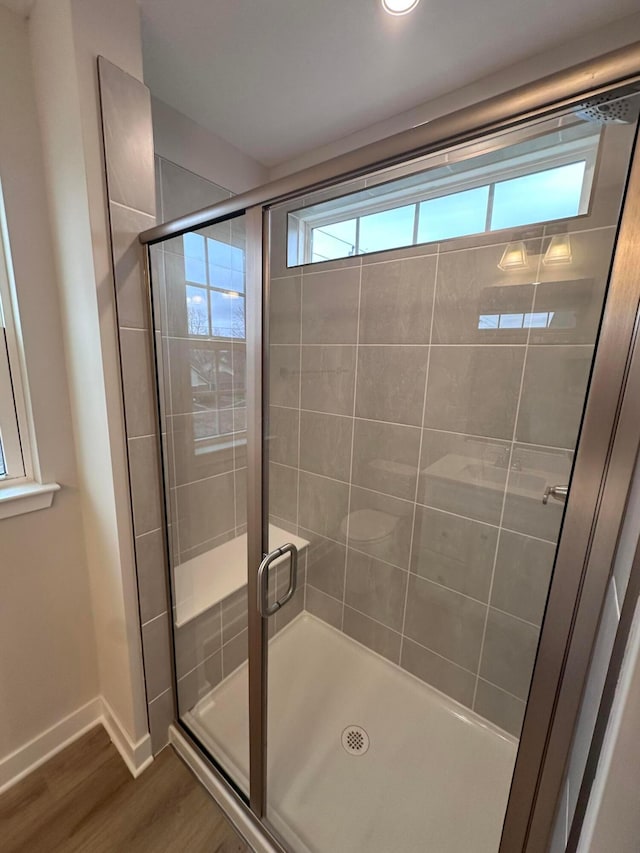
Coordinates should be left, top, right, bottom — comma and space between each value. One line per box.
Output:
382, 0, 420, 15
498, 241, 529, 272
543, 234, 572, 266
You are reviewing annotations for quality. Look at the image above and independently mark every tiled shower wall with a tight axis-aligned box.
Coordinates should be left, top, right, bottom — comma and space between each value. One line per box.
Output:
98, 58, 171, 753
267, 124, 634, 736
152, 159, 309, 712
99, 58, 249, 751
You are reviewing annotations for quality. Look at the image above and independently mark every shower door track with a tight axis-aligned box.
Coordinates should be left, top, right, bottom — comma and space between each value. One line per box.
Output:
143, 41, 640, 853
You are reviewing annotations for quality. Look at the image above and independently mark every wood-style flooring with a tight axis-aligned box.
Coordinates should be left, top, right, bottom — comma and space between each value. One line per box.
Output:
0, 726, 250, 852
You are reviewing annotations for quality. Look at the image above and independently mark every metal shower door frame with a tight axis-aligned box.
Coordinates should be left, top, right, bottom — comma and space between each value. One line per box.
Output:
141, 42, 640, 853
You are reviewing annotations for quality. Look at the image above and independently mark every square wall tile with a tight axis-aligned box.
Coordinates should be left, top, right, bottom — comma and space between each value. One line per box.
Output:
142, 613, 172, 702
301, 527, 346, 600
221, 587, 248, 645
174, 604, 221, 678
348, 487, 414, 569
269, 462, 298, 524
110, 202, 155, 330
269, 346, 300, 408
474, 679, 525, 737
166, 338, 234, 415
410, 505, 497, 602
300, 345, 356, 415
306, 586, 343, 629
160, 250, 189, 338
148, 688, 174, 755
274, 581, 305, 633
120, 330, 157, 437
359, 256, 436, 344
516, 345, 593, 449
343, 606, 401, 663
177, 651, 222, 714
352, 419, 421, 500
298, 472, 349, 542
270, 276, 301, 344
99, 58, 155, 215
433, 246, 536, 345
502, 444, 572, 542
299, 411, 353, 482
129, 435, 163, 536
169, 412, 235, 485
355, 346, 428, 426
235, 468, 247, 530
136, 529, 168, 624
532, 229, 616, 345
491, 530, 556, 625
222, 628, 248, 678
345, 549, 407, 631
418, 431, 510, 525
268, 406, 299, 467
302, 267, 360, 344
403, 574, 486, 672
401, 638, 475, 707
479, 608, 540, 700
425, 345, 525, 439
175, 472, 235, 552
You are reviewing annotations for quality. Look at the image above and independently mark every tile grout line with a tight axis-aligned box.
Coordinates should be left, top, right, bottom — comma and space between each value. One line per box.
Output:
471, 252, 543, 712
399, 246, 439, 665
296, 271, 304, 530
341, 257, 363, 632
266, 341, 596, 349
267, 405, 577, 454
306, 582, 527, 705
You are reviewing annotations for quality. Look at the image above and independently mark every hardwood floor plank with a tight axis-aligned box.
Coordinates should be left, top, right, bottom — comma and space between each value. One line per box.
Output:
0, 728, 250, 853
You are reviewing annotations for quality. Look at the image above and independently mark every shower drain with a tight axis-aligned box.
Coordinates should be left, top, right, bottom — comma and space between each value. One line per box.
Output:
341, 725, 370, 756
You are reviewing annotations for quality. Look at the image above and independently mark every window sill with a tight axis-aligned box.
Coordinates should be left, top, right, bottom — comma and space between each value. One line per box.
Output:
0, 480, 61, 521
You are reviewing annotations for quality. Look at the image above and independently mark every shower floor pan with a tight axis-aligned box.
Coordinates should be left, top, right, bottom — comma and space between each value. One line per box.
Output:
185, 613, 517, 853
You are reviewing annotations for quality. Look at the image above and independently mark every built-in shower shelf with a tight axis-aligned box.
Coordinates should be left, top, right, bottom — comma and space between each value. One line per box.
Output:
174, 524, 309, 627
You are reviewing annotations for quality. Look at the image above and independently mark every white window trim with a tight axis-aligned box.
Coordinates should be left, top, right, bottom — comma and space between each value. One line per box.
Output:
290, 121, 601, 266
0, 184, 59, 519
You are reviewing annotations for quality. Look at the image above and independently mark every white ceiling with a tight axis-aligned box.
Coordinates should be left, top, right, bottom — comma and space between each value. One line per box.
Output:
140, 0, 638, 167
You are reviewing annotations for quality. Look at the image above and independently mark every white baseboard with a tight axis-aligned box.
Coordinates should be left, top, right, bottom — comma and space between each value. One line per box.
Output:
0, 697, 103, 794
100, 696, 153, 778
0, 695, 153, 795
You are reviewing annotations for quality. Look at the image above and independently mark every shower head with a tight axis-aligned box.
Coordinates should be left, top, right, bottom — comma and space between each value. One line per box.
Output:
574, 89, 640, 125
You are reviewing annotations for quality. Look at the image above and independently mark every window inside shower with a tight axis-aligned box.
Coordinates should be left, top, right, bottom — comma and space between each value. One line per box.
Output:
288, 120, 600, 265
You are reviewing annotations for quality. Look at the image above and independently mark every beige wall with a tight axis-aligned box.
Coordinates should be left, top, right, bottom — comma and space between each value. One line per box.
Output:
29, 0, 148, 745
152, 98, 268, 196
0, 4, 98, 760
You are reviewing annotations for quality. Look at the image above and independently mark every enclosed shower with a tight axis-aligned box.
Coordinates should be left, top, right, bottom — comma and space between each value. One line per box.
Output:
141, 59, 640, 853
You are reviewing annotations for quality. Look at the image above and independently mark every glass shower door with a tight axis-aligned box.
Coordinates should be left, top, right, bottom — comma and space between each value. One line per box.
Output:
260, 94, 640, 852
149, 213, 252, 797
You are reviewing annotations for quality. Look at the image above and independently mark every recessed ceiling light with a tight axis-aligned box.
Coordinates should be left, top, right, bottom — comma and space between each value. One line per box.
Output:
382, 0, 421, 15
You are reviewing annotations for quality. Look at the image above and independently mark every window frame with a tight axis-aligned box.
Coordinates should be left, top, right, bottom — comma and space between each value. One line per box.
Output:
0, 207, 28, 483
292, 123, 601, 266
183, 232, 247, 340
0, 184, 59, 517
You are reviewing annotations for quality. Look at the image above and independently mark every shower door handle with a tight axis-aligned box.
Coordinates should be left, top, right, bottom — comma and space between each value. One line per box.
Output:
257, 543, 298, 618
542, 484, 569, 505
